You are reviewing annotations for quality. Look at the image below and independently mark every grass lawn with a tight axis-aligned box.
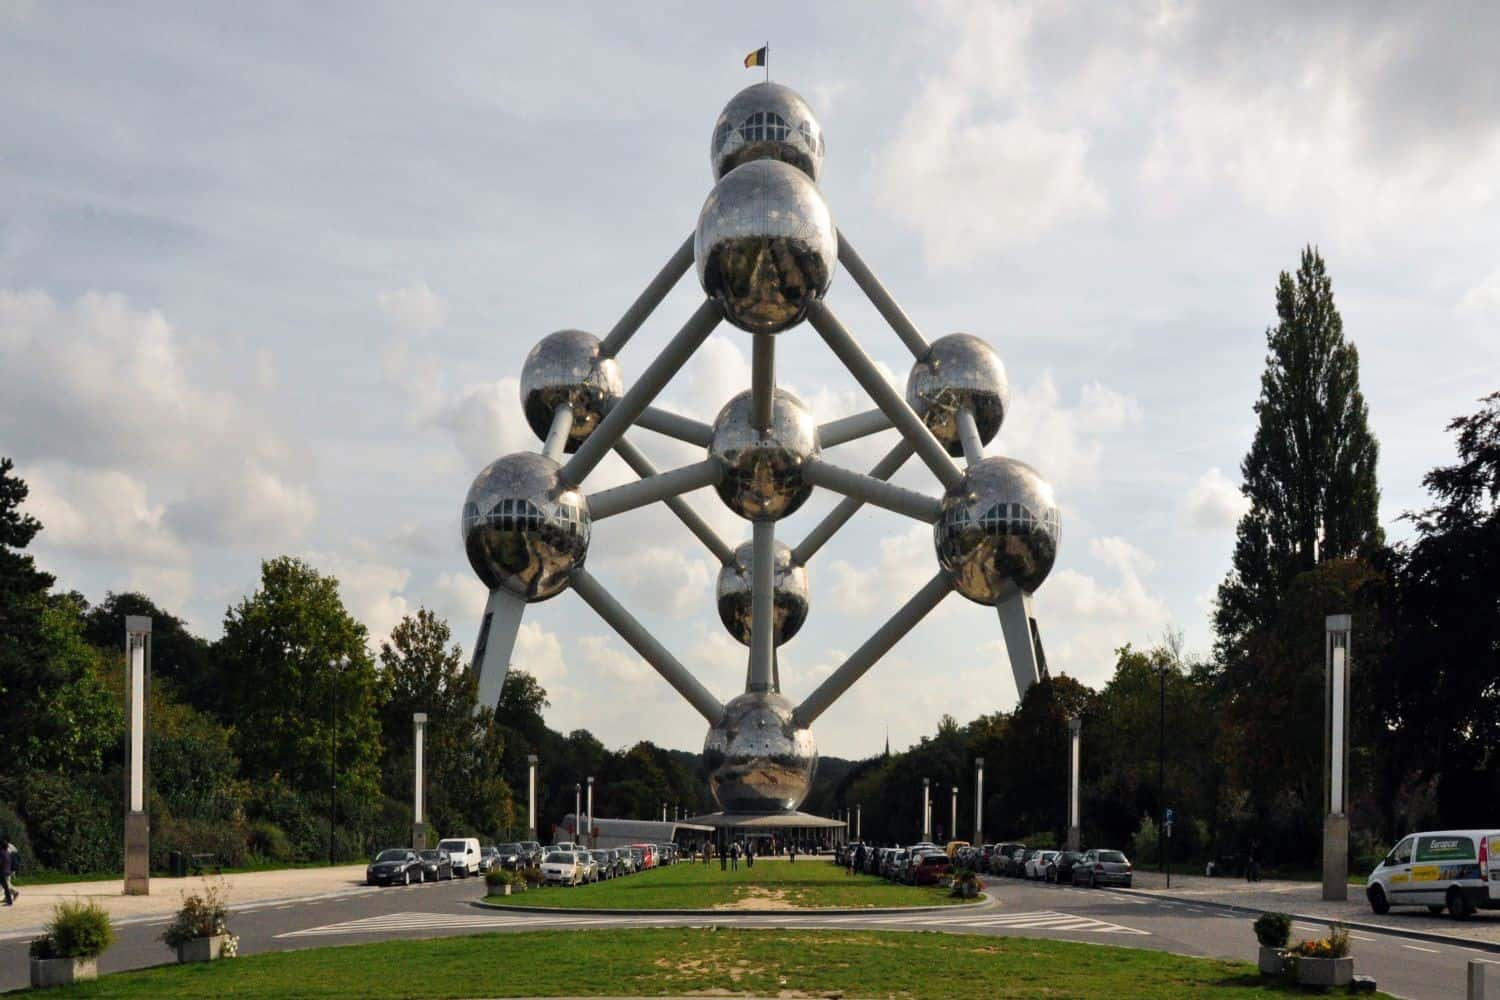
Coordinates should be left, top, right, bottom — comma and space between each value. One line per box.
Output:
492, 858, 974, 909
37, 928, 1392, 998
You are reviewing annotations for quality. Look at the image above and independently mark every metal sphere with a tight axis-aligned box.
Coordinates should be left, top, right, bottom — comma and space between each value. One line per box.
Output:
934, 456, 1060, 604
709, 387, 820, 520
519, 330, 623, 453
906, 333, 1009, 457
710, 82, 825, 183
703, 691, 818, 813
461, 452, 590, 602
694, 159, 836, 334
716, 540, 810, 646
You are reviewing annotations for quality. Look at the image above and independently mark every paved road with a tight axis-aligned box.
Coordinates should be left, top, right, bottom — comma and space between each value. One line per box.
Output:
1, 871, 1492, 997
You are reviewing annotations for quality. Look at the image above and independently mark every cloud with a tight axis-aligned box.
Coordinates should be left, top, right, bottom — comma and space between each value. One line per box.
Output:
1184, 467, 1249, 532
827, 523, 936, 617
1039, 534, 1170, 685
21, 463, 189, 566
377, 282, 448, 333
1459, 268, 1500, 317
996, 374, 1142, 489
589, 544, 715, 620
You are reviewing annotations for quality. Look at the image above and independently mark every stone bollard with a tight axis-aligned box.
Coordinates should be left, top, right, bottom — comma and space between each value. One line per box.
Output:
1472, 959, 1494, 1000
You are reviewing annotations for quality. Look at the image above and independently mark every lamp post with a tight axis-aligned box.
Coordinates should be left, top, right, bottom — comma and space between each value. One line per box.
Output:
526, 754, 538, 841
329, 655, 349, 867
124, 616, 152, 895
586, 776, 594, 848
856, 803, 862, 841
574, 782, 581, 842
1158, 662, 1167, 886
922, 778, 931, 841
1324, 614, 1353, 901
974, 756, 984, 844
950, 786, 958, 846
412, 713, 428, 849
1067, 718, 1082, 851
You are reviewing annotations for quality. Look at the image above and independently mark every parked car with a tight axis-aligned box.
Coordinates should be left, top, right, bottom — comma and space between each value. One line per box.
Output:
990, 842, 1024, 876
1073, 849, 1133, 888
908, 850, 953, 886
519, 841, 544, 867
492, 843, 526, 871
438, 837, 482, 877
631, 843, 657, 869
477, 845, 499, 874
575, 850, 599, 883
541, 850, 581, 886
945, 840, 970, 859
1366, 829, 1500, 919
1047, 851, 1085, 884
1027, 850, 1060, 880
417, 848, 455, 882
366, 848, 422, 886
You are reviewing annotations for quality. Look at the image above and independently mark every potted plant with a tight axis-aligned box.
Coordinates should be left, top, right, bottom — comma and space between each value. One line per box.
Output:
1253, 912, 1292, 975
1291, 923, 1354, 987
485, 868, 517, 896
520, 865, 544, 889
950, 868, 983, 899
161, 879, 237, 963
29, 900, 113, 988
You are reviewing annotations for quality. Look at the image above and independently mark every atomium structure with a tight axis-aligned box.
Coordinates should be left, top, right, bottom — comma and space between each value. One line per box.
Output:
461, 81, 1060, 816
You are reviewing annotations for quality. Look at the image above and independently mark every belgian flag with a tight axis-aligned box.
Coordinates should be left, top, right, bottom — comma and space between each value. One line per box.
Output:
744, 46, 767, 69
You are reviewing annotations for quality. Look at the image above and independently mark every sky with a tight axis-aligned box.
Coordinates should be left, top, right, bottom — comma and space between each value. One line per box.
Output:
3, 1, 1498, 759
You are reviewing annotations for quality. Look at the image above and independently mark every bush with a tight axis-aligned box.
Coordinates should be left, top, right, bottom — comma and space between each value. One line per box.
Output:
1019, 831, 1057, 850
245, 820, 294, 863
153, 815, 249, 870
32, 900, 113, 959
519, 865, 543, 887
1253, 912, 1292, 948
0, 800, 37, 875
1131, 816, 1159, 865
15, 772, 119, 874
161, 879, 231, 949
485, 868, 516, 889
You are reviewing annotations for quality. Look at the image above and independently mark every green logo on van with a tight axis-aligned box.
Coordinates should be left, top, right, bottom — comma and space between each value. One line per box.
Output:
1415, 836, 1475, 863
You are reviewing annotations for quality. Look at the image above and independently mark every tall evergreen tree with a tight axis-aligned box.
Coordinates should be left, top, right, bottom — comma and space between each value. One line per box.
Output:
1214, 247, 1381, 651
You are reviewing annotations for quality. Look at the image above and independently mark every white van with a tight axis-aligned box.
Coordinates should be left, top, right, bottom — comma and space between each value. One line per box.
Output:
1366, 829, 1500, 919
437, 837, 482, 878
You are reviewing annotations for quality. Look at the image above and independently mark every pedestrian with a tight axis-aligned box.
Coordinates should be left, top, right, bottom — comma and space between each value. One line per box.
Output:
1, 837, 16, 906
730, 841, 740, 871
790, 841, 797, 864
1246, 838, 1261, 883
854, 842, 866, 877
746, 840, 754, 868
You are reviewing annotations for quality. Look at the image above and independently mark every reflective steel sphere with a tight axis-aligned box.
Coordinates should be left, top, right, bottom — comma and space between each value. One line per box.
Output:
934, 456, 1060, 604
703, 691, 818, 813
709, 387, 820, 520
519, 330, 623, 453
710, 82, 825, 183
906, 334, 1009, 457
716, 540, 810, 646
694, 159, 836, 334
461, 453, 590, 602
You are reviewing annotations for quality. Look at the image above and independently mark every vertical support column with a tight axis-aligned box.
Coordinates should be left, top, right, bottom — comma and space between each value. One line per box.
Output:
574, 783, 581, 842
586, 776, 595, 848
1469, 959, 1493, 1000
1067, 717, 1082, 851
123, 616, 152, 896
412, 713, 428, 849
856, 804, 862, 842
974, 756, 985, 844
922, 778, 931, 841
526, 754, 538, 841
1323, 614, 1353, 901
950, 786, 958, 845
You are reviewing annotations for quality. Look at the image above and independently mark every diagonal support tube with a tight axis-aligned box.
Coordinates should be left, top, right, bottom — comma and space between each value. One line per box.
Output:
571, 568, 725, 723
955, 406, 985, 465
542, 406, 574, 462
807, 301, 964, 491
563, 299, 722, 487
636, 407, 714, 447
613, 438, 735, 565
599, 234, 695, 358
792, 439, 914, 566
803, 458, 942, 522
837, 230, 929, 359
817, 408, 893, 448
586, 460, 721, 521
751, 333, 775, 431
795, 571, 954, 726
748, 520, 776, 692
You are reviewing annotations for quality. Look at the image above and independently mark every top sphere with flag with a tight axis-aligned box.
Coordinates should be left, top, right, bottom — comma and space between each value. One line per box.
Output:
711, 81, 825, 183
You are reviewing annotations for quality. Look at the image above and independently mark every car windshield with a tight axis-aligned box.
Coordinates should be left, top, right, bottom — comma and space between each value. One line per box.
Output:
1098, 851, 1128, 863
375, 849, 408, 862
545, 852, 575, 864
498, 844, 520, 853
438, 841, 466, 852
419, 850, 441, 860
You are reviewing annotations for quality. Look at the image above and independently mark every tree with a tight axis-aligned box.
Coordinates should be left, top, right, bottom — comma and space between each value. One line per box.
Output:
216, 557, 383, 806
83, 592, 218, 715
0, 458, 59, 767
1215, 247, 1381, 652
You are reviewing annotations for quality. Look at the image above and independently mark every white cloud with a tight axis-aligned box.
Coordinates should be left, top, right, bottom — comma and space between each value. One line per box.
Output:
827, 523, 935, 616
996, 374, 1142, 489
377, 282, 448, 333
1459, 268, 1500, 317
1039, 534, 1170, 685
589, 544, 715, 619
22, 463, 189, 566
1184, 466, 1249, 531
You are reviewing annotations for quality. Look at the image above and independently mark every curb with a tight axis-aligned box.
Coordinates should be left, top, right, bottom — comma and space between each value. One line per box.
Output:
470, 892, 994, 918
1104, 886, 1500, 955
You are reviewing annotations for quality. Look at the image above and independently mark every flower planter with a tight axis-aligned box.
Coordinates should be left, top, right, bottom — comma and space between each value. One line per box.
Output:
30, 956, 97, 989
176, 934, 229, 963
498, 883, 512, 897
1256, 946, 1287, 976
1296, 956, 1354, 987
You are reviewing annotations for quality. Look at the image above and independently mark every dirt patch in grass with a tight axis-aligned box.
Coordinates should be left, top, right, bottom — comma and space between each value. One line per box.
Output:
714, 884, 799, 910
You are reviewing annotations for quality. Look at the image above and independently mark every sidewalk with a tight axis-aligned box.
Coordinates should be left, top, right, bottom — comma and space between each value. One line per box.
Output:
0, 865, 369, 938
1123, 871, 1500, 947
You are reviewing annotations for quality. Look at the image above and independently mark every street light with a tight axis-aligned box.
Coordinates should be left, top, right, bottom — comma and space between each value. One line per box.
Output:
586, 776, 594, 848
974, 756, 985, 844
329, 655, 349, 866
526, 754, 538, 841
922, 777, 931, 841
574, 782, 581, 842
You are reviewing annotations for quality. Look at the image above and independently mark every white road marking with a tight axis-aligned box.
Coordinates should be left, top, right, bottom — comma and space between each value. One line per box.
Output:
1402, 944, 1441, 954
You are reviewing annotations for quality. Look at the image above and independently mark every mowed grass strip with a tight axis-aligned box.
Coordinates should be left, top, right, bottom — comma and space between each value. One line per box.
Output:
494, 857, 972, 909
32, 928, 1392, 998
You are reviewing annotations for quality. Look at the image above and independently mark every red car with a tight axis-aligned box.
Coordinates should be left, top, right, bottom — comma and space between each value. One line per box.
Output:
906, 850, 952, 885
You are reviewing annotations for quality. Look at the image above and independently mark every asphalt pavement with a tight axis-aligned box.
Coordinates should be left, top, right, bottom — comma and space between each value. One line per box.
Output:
1, 869, 1492, 997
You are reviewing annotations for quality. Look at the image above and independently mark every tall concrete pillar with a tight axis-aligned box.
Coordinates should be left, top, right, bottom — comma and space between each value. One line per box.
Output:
574, 783, 581, 842
950, 786, 958, 846
1067, 717, 1082, 851
412, 713, 428, 848
586, 776, 594, 848
1323, 614, 1353, 901
922, 778, 931, 840
855, 804, 861, 841
124, 616, 152, 895
974, 757, 984, 844
526, 754, 538, 841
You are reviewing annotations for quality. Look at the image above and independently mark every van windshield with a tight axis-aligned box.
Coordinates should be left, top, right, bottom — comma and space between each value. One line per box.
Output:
438, 841, 467, 851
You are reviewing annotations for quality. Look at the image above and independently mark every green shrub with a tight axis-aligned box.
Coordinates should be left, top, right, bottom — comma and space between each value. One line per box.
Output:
1131, 816, 1159, 865
1019, 831, 1057, 850
161, 879, 231, 949
16, 772, 119, 873
0, 800, 37, 874
485, 868, 516, 889
154, 815, 249, 869
519, 865, 543, 886
246, 820, 293, 862
1253, 912, 1292, 949
36, 900, 114, 958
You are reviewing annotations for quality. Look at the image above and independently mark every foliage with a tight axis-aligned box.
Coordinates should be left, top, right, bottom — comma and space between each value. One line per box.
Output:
83, 592, 218, 716
32, 899, 114, 959
518, 865, 543, 887
11, 771, 121, 874
0, 458, 58, 774
0, 800, 36, 872
161, 879, 232, 949
245, 821, 294, 863
1253, 912, 1292, 949
1293, 923, 1350, 959
485, 868, 517, 889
